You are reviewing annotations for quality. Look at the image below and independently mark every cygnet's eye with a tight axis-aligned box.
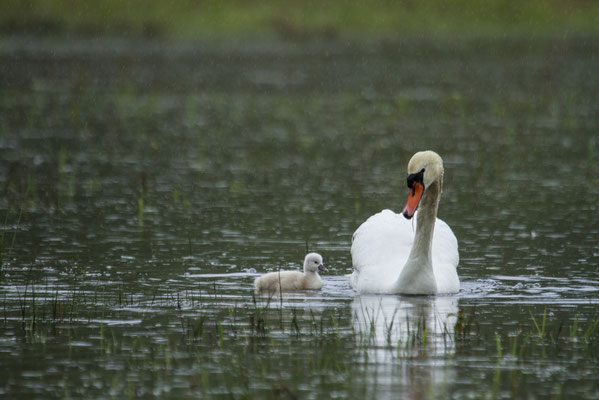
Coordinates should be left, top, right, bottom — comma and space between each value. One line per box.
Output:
314, 260, 318, 264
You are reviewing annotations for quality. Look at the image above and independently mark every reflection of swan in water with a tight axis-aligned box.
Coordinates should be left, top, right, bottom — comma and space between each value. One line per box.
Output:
353, 295, 458, 351
352, 295, 459, 399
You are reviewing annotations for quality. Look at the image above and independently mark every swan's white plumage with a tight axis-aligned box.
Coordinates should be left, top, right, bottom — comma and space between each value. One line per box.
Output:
349, 150, 460, 294
349, 209, 459, 294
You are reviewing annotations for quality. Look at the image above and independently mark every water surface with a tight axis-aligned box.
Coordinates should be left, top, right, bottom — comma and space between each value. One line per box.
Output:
1, 35, 598, 399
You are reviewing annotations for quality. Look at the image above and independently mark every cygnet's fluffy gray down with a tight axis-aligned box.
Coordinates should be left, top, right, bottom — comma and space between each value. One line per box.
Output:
254, 253, 326, 293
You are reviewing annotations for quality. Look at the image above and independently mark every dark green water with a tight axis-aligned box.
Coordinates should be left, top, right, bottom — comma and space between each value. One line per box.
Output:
1, 35, 598, 399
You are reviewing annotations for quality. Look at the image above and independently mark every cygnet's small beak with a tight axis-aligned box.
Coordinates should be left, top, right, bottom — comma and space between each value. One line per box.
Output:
318, 263, 328, 273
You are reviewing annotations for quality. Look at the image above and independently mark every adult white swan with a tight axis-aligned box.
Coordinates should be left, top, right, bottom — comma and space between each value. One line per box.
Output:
349, 150, 459, 294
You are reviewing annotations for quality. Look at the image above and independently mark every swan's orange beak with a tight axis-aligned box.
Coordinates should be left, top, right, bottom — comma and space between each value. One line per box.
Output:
402, 182, 424, 219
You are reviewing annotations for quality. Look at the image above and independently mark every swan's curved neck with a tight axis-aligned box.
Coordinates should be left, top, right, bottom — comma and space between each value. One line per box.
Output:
396, 179, 442, 294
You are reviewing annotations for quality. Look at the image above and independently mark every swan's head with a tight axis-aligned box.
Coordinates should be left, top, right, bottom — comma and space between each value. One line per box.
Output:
402, 150, 444, 219
304, 252, 327, 273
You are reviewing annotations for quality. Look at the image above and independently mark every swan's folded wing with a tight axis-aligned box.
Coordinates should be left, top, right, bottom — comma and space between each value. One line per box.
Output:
431, 217, 459, 268
431, 217, 460, 293
351, 209, 413, 277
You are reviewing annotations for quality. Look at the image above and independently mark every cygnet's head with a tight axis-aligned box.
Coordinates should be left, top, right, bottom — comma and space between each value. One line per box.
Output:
402, 150, 444, 219
303, 252, 326, 273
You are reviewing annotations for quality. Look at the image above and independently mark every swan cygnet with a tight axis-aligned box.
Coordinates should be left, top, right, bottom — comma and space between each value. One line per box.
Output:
254, 253, 327, 293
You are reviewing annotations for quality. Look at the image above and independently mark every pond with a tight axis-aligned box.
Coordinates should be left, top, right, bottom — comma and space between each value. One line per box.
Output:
0, 35, 598, 399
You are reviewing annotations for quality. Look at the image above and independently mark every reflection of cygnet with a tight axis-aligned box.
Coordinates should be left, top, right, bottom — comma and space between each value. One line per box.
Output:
254, 253, 327, 292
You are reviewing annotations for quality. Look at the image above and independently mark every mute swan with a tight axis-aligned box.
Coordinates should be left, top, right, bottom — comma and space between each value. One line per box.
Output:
254, 253, 327, 293
349, 150, 459, 294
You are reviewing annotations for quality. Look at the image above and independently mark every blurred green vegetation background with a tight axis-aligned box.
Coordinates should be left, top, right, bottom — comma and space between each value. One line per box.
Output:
1, 0, 598, 39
